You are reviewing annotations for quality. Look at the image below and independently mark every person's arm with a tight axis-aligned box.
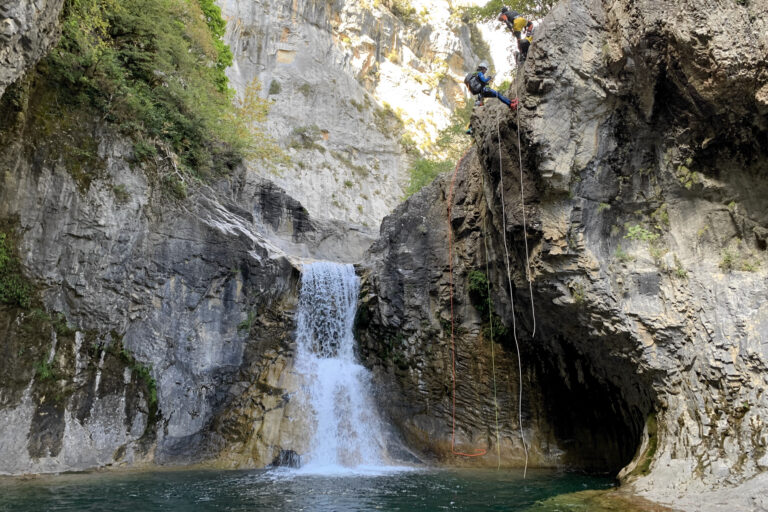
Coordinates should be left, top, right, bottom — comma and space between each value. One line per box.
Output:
498, 13, 515, 32
478, 71, 493, 84
524, 21, 534, 39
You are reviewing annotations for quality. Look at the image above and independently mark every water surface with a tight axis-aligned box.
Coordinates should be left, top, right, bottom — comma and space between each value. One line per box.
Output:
0, 467, 614, 511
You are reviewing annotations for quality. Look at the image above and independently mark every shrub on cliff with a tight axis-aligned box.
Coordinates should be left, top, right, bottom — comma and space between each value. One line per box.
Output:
458, 0, 557, 23
0, 232, 32, 308
405, 159, 454, 198
42, 0, 279, 179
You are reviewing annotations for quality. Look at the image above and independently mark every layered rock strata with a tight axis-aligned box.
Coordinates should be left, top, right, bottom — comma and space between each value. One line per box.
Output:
359, 0, 768, 510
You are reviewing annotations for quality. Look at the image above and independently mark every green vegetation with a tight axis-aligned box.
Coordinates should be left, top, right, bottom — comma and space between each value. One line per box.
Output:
289, 125, 326, 153
112, 184, 130, 203
631, 414, 658, 476
373, 103, 404, 134
268, 80, 281, 95
119, 345, 158, 414
0, 232, 32, 308
435, 100, 473, 162
405, 159, 454, 198
624, 224, 669, 266
52, 312, 76, 336
400, 100, 475, 198
570, 281, 585, 304
343, 180, 354, 188
467, 270, 508, 342
673, 255, 688, 279
132, 140, 157, 161
237, 310, 256, 332
719, 241, 761, 272
331, 151, 369, 176
36, 360, 57, 381
381, 0, 417, 23
457, 0, 557, 23
385, 47, 401, 64
40, 0, 280, 185
677, 164, 699, 190
648, 244, 668, 266
468, 24, 492, 68
297, 83, 312, 97
624, 224, 659, 243
651, 204, 669, 228
597, 202, 611, 213
614, 244, 634, 263
399, 134, 419, 155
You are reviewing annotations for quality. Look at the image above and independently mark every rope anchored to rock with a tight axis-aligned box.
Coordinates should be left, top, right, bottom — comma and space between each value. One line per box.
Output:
446, 67, 537, 473
447, 148, 487, 458
496, 115, 530, 478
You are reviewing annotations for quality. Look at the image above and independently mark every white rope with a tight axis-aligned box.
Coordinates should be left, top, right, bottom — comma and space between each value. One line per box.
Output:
481, 174, 502, 471
496, 117, 529, 478
514, 69, 537, 338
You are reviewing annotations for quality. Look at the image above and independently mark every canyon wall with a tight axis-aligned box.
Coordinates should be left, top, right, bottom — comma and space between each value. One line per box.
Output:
359, 0, 768, 510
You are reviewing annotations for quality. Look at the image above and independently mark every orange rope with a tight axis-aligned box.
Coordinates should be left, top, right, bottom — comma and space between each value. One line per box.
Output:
447, 148, 486, 458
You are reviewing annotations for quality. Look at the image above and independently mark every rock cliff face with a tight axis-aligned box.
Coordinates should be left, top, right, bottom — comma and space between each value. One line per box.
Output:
0, 0, 482, 476
0, 0, 63, 97
0, 68, 364, 473
220, 0, 484, 227
1, 1, 767, 510
359, 0, 768, 509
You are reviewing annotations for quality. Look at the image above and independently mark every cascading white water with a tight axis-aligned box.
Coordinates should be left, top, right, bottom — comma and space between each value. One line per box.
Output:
295, 262, 388, 473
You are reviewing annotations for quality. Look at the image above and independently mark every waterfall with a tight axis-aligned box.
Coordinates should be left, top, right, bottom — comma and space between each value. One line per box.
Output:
294, 262, 388, 473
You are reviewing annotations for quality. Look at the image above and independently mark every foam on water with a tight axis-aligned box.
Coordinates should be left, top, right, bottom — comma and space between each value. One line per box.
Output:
294, 262, 405, 476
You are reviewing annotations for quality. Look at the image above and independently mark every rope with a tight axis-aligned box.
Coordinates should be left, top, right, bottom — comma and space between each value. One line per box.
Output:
481, 172, 502, 471
514, 68, 537, 338
496, 117, 529, 478
447, 149, 486, 458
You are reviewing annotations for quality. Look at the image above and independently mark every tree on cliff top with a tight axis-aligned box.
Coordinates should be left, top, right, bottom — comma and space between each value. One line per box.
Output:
460, 0, 558, 23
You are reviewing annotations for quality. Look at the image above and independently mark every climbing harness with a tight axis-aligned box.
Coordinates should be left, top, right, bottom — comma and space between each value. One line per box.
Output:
447, 149, 487, 458
495, 118, 529, 478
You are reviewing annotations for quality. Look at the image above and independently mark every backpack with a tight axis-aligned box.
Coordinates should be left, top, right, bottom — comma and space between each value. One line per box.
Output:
464, 72, 483, 95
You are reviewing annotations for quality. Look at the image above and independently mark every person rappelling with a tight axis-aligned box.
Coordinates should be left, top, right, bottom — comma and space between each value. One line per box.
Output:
464, 61, 519, 110
498, 7, 534, 64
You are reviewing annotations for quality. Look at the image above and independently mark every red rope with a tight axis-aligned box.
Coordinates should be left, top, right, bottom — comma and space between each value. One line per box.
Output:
447, 148, 486, 458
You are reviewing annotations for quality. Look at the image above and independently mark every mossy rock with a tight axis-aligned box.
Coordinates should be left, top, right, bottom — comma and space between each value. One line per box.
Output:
527, 489, 678, 511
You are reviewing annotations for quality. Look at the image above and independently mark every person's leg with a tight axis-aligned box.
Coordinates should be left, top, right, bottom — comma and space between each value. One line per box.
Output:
482, 87, 512, 107
519, 39, 530, 62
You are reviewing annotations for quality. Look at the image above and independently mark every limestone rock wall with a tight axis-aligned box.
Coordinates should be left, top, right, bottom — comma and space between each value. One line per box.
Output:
220, 0, 484, 228
0, 0, 63, 97
360, 0, 768, 509
0, 71, 351, 473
